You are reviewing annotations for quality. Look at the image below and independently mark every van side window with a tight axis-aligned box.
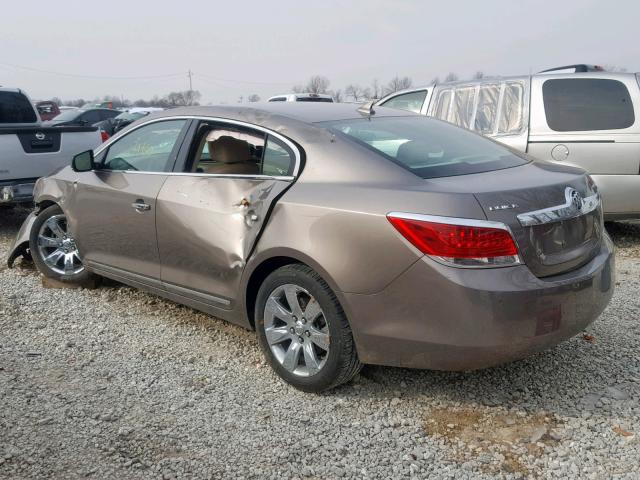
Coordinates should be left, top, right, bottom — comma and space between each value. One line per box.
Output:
475, 84, 500, 134
381, 90, 428, 113
432, 89, 452, 121
498, 82, 525, 134
543, 79, 635, 131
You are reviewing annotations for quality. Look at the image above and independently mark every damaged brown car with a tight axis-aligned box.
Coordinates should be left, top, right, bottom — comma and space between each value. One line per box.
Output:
8, 103, 614, 391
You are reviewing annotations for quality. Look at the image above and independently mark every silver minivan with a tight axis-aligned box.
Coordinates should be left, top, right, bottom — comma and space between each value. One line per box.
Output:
376, 67, 640, 219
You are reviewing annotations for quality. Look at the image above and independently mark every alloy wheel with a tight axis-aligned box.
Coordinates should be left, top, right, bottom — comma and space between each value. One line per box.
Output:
263, 284, 330, 377
36, 214, 84, 276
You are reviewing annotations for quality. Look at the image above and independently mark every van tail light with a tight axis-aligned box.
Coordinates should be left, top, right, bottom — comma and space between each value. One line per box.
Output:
100, 130, 110, 142
387, 213, 521, 267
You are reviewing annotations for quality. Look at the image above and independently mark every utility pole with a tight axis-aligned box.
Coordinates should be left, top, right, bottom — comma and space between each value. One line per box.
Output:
187, 69, 193, 92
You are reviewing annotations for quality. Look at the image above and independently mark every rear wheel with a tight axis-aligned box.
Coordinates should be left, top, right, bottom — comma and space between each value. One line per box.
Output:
29, 204, 96, 284
255, 264, 362, 392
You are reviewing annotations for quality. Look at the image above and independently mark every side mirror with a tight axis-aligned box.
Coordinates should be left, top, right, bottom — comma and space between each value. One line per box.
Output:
72, 150, 95, 172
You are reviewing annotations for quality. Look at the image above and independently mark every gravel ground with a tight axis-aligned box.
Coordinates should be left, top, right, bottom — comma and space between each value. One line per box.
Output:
1, 206, 639, 479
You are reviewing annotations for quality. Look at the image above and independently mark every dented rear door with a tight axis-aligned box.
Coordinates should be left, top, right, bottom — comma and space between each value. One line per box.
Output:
155, 123, 300, 310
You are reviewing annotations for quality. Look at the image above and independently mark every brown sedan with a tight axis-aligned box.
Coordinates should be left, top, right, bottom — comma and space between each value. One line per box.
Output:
8, 103, 614, 392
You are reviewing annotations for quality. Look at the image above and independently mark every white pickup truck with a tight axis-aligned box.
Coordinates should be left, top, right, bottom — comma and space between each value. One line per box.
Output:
0, 87, 102, 205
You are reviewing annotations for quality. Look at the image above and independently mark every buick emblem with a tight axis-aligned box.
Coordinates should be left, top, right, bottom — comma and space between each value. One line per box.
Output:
568, 188, 583, 212
35, 132, 46, 141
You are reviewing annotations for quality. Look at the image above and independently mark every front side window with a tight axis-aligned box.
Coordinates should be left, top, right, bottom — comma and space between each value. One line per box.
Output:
101, 119, 186, 172
543, 78, 635, 131
0, 91, 37, 123
381, 90, 427, 113
323, 116, 527, 179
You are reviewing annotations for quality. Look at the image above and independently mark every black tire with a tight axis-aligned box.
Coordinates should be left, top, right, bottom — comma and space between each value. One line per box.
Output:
29, 204, 97, 285
255, 264, 362, 392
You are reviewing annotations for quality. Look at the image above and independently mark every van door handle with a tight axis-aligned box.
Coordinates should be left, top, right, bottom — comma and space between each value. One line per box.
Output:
132, 200, 151, 212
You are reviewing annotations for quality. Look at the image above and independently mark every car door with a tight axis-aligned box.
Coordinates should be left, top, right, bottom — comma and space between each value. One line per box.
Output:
155, 119, 300, 309
528, 75, 640, 215
378, 89, 431, 114
67, 118, 190, 282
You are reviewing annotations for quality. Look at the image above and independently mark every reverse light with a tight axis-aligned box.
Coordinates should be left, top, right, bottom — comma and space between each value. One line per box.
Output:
387, 213, 521, 267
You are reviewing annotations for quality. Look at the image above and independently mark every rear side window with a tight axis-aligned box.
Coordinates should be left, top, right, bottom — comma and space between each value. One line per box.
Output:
262, 136, 296, 176
323, 117, 527, 179
432, 82, 526, 136
0, 91, 37, 123
295, 97, 333, 102
543, 79, 635, 131
381, 90, 427, 113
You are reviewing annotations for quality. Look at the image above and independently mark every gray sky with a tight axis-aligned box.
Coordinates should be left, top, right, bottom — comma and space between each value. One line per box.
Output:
1, 0, 638, 104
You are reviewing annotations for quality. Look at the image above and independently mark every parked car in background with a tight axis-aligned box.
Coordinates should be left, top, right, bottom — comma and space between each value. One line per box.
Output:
376, 66, 640, 219
95, 108, 164, 137
8, 103, 613, 392
35, 101, 60, 121
0, 87, 102, 205
268, 93, 334, 102
47, 107, 120, 127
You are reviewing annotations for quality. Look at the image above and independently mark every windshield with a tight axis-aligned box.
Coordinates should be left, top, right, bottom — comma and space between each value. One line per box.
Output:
322, 116, 528, 178
115, 112, 146, 121
296, 97, 333, 102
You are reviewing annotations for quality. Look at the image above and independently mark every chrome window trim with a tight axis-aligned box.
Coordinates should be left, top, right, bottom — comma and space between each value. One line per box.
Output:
517, 187, 600, 227
387, 212, 522, 268
93, 115, 302, 179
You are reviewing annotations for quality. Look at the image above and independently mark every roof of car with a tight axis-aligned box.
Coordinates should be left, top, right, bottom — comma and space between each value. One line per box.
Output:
0, 87, 23, 93
144, 102, 415, 129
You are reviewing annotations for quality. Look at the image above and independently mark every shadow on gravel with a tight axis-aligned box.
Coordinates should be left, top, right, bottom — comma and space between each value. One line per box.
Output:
606, 220, 640, 255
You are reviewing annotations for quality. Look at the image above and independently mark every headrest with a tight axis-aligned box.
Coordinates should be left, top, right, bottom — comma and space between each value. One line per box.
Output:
208, 134, 250, 164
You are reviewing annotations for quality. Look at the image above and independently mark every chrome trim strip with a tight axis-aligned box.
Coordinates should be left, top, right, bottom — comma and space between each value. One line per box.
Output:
96, 170, 295, 181
387, 212, 512, 231
93, 115, 302, 178
516, 187, 600, 227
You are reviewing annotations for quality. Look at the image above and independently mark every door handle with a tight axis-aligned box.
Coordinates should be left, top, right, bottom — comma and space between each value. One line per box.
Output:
132, 200, 151, 212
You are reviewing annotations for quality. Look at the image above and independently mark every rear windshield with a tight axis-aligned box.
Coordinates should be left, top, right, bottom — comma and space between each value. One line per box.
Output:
0, 91, 38, 124
296, 97, 333, 102
51, 109, 82, 121
322, 116, 528, 179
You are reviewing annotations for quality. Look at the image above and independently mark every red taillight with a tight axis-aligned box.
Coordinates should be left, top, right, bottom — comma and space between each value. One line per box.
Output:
100, 130, 110, 142
388, 214, 520, 266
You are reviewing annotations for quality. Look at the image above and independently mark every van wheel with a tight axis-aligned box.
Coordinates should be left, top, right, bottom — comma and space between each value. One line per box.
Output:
29, 204, 96, 284
255, 264, 362, 392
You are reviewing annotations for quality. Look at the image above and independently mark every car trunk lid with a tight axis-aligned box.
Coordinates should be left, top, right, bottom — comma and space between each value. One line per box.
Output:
428, 162, 603, 277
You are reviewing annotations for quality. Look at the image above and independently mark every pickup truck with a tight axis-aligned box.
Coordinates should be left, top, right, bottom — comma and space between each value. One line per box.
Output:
0, 87, 102, 205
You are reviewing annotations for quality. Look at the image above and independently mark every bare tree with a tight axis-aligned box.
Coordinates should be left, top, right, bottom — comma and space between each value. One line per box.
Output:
370, 79, 382, 99
384, 76, 413, 95
247, 94, 261, 102
444, 72, 459, 82
345, 84, 371, 102
331, 89, 343, 103
306, 75, 330, 94
166, 90, 201, 107
473, 71, 484, 79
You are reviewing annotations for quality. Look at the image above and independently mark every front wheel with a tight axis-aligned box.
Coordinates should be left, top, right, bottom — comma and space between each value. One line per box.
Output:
255, 264, 362, 392
29, 204, 96, 285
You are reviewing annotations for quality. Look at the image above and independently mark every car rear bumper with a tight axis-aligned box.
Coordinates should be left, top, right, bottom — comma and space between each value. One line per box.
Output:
0, 180, 36, 204
343, 234, 615, 370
